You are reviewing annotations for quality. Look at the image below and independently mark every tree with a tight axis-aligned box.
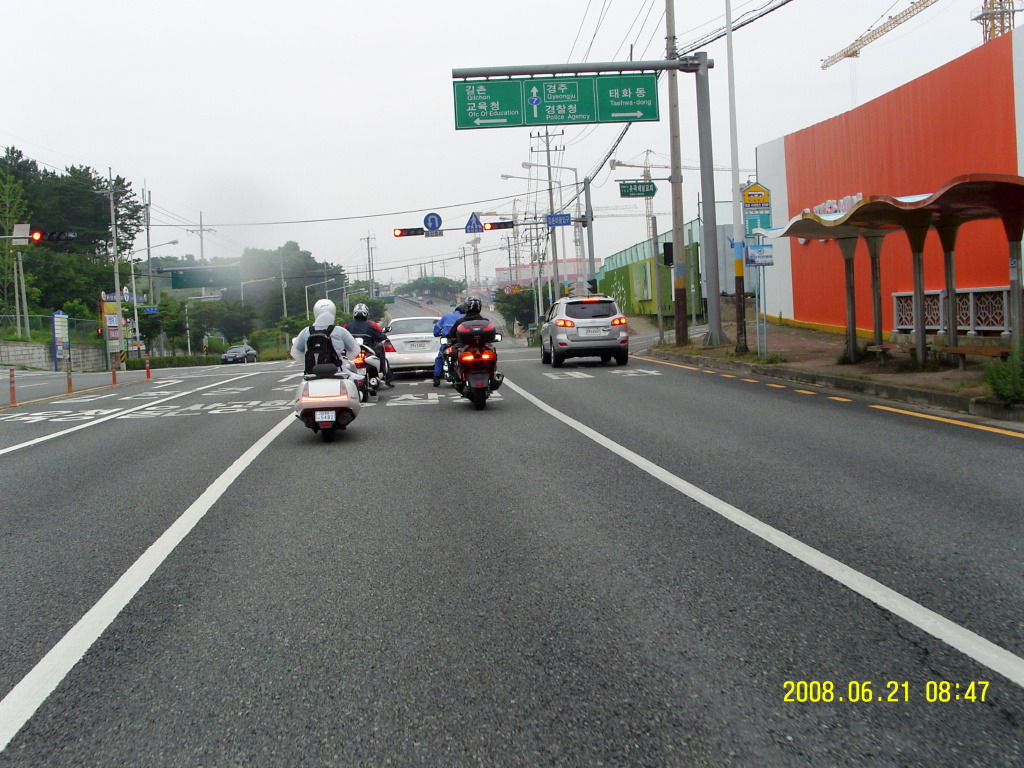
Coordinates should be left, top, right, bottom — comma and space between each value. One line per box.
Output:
212, 301, 259, 342
0, 169, 29, 314
397, 275, 465, 301
494, 288, 538, 329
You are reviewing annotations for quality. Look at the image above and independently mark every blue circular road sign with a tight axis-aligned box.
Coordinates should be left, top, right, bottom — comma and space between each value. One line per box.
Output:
528, 96, 541, 106
423, 212, 442, 231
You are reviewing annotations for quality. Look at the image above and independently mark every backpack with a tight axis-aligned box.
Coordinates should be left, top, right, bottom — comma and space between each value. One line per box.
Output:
304, 324, 340, 373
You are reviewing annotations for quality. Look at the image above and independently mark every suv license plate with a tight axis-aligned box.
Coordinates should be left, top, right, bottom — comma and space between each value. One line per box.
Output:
583, 327, 605, 336
314, 410, 336, 422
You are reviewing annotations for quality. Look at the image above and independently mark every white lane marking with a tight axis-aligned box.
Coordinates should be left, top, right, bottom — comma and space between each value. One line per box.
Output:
0, 372, 265, 457
0, 414, 294, 753
277, 374, 304, 383
502, 377, 1024, 689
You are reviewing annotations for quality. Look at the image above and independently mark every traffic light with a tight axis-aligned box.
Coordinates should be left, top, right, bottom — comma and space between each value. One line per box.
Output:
393, 228, 424, 237
587, 279, 598, 293
483, 220, 514, 231
662, 242, 674, 266
30, 230, 76, 242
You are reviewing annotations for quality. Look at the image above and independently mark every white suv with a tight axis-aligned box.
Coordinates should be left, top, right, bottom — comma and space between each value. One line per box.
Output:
540, 295, 629, 367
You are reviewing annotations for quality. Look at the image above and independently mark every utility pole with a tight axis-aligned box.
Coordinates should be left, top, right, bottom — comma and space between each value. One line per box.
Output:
665, 0, 690, 345
361, 234, 376, 297
726, 0, 748, 354
279, 257, 288, 317
532, 128, 562, 297
17, 251, 29, 339
108, 169, 125, 370
144, 186, 154, 300
187, 211, 215, 262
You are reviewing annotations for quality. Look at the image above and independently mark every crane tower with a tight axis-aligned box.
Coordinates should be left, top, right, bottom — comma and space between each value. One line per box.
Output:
973, 1, 1023, 43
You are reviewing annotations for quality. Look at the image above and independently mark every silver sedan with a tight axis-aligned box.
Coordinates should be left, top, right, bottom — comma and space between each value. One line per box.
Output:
383, 316, 440, 373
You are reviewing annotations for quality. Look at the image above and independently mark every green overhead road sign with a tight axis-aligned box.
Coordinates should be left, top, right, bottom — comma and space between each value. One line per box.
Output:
454, 74, 659, 130
619, 181, 657, 198
169, 265, 241, 289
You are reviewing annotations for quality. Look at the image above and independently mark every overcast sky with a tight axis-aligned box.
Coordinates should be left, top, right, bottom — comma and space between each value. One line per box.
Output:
3, 0, 992, 285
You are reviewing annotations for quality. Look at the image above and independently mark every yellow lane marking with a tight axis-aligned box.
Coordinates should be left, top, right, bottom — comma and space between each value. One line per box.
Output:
701, 370, 717, 375
631, 355, 700, 371
829, 397, 853, 402
742, 378, 758, 383
766, 383, 786, 389
871, 405, 1024, 439
720, 374, 737, 378
794, 389, 817, 395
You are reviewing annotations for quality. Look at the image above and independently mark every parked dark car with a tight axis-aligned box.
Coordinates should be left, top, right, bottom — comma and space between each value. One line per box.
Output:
221, 344, 258, 364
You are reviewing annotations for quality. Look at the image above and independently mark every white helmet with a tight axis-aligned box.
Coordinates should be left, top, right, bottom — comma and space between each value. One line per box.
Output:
353, 303, 369, 320
312, 298, 336, 317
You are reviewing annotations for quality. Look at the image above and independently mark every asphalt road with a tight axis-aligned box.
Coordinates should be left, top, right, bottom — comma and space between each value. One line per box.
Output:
1, 337, 1023, 766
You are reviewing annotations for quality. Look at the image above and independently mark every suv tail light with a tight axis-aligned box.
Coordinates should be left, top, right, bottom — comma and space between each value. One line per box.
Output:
384, 340, 396, 353
555, 319, 575, 327
611, 316, 627, 326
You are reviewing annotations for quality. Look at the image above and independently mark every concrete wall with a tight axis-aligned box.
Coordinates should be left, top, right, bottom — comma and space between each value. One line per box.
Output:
0, 341, 107, 372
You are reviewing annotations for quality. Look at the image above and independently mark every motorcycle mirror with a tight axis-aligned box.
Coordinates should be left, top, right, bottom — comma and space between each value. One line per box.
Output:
494, 333, 503, 343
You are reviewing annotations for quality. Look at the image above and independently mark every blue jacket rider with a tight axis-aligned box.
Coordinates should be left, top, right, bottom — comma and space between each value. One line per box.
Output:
432, 303, 465, 386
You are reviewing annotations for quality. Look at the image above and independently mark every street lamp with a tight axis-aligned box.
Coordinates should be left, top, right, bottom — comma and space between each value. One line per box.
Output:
123, 239, 177, 360
305, 277, 336, 319
521, 161, 596, 294
241, 276, 276, 301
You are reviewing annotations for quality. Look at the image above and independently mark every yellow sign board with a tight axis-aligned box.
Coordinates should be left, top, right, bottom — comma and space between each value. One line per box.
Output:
742, 182, 771, 207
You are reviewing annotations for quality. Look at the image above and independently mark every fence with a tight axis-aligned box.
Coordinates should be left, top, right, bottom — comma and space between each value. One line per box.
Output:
893, 286, 1012, 337
0, 314, 102, 344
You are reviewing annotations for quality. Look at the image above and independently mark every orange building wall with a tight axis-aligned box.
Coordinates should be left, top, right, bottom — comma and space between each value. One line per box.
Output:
783, 32, 1017, 331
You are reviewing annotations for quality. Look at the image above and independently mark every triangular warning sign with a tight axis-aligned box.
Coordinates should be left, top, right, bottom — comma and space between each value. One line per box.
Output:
465, 212, 484, 233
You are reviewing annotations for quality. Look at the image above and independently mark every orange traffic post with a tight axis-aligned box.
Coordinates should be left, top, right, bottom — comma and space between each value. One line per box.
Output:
112, 367, 118, 386
8, 368, 16, 407
66, 356, 73, 394
145, 353, 151, 380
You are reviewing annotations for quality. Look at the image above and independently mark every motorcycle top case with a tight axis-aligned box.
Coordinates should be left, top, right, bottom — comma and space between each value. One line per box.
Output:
455, 320, 497, 345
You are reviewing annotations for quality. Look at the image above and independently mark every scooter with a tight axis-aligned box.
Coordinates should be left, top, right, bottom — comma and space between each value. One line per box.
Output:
350, 336, 382, 402
451, 319, 503, 410
292, 361, 361, 442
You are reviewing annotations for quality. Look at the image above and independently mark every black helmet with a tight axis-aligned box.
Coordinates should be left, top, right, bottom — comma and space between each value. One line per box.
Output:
466, 297, 482, 313
353, 303, 369, 320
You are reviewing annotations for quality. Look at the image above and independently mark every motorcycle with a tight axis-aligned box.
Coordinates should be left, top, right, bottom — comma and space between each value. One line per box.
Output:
292, 361, 361, 442
450, 319, 504, 410
350, 336, 383, 402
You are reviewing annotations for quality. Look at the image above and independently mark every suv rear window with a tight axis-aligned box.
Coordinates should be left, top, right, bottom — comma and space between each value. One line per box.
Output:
564, 300, 617, 319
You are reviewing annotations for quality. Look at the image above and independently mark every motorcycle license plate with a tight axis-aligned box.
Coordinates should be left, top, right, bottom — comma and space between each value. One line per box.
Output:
583, 327, 606, 336
314, 410, 336, 422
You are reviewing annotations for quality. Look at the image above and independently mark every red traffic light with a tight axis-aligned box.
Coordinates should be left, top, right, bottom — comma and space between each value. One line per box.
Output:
30, 230, 76, 242
393, 227, 425, 237
483, 221, 514, 231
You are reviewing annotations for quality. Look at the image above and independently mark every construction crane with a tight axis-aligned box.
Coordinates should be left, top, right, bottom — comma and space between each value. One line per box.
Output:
973, 1, 1024, 42
822, 0, 941, 69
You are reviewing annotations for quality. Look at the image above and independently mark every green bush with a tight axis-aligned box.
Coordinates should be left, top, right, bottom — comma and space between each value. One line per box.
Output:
984, 351, 1024, 406
125, 355, 221, 370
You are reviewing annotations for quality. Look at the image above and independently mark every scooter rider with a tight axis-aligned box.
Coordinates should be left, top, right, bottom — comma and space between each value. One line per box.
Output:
432, 302, 466, 387
291, 298, 360, 371
445, 296, 488, 354
344, 303, 394, 387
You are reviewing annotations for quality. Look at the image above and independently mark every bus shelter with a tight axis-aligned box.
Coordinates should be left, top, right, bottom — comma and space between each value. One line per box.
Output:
759, 174, 1024, 366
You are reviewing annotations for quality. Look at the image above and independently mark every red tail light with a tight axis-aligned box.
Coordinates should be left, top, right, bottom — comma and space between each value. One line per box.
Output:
611, 316, 627, 326
460, 352, 476, 362
384, 340, 396, 353
353, 352, 366, 366
480, 351, 494, 360
555, 319, 575, 328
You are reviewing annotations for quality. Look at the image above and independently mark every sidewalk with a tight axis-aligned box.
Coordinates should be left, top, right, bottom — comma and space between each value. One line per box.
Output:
628, 299, 1024, 424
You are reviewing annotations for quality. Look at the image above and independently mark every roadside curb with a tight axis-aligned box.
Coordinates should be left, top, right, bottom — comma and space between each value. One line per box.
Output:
639, 347, 979, 414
